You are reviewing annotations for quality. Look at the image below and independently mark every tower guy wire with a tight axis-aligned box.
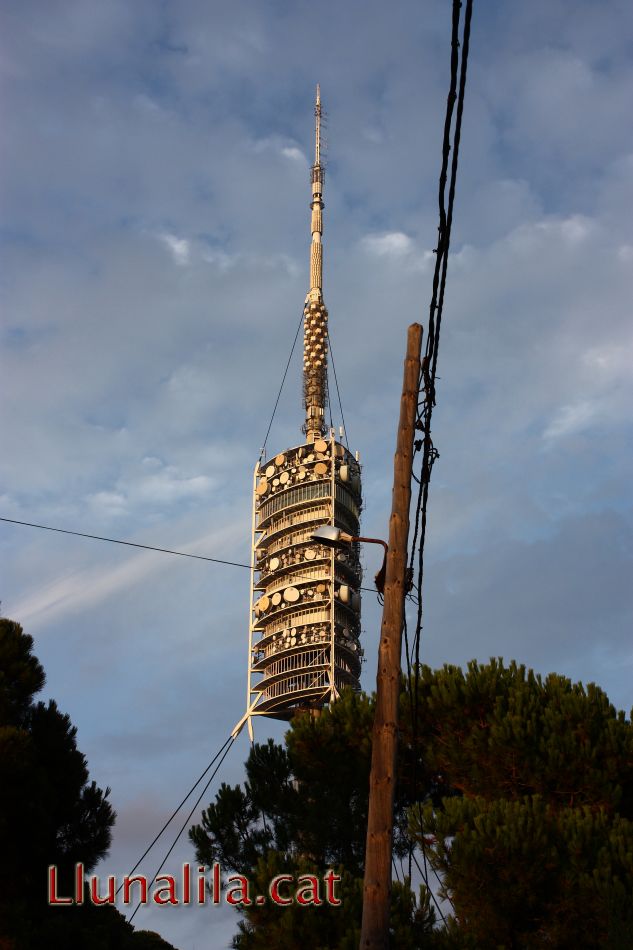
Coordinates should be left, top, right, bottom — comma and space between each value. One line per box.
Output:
259, 308, 305, 462
116, 734, 235, 899
326, 327, 350, 449
128, 735, 236, 924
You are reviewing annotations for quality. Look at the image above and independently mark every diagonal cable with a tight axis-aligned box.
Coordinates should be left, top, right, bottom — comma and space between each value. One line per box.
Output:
326, 328, 349, 448
1, 516, 378, 594
260, 309, 304, 462
116, 734, 234, 897
0, 517, 250, 569
128, 736, 236, 923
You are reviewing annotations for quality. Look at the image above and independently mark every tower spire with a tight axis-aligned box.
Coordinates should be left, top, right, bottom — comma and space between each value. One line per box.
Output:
309, 84, 324, 298
303, 84, 328, 441
314, 82, 321, 167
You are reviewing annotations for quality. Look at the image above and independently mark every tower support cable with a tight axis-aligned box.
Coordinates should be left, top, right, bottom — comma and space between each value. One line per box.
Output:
259, 308, 305, 462
127, 735, 236, 924
117, 734, 234, 897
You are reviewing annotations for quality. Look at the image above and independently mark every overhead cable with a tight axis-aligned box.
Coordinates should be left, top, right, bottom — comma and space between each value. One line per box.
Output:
403, 0, 473, 914
117, 734, 235, 899
0, 516, 378, 595
128, 735, 236, 924
0, 517, 249, 569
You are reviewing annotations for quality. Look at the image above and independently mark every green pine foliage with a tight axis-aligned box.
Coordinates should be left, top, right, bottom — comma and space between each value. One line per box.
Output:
0, 619, 116, 938
405, 659, 633, 947
192, 660, 633, 947
0, 618, 179, 950
189, 690, 436, 948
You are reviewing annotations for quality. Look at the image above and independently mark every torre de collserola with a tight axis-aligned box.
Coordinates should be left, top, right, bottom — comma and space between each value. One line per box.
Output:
237, 88, 363, 739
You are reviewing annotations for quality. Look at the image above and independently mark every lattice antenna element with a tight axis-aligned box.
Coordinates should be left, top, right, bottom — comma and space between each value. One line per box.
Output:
314, 82, 323, 168
303, 84, 328, 441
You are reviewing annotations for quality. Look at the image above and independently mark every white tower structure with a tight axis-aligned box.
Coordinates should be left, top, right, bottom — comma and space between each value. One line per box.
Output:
238, 88, 363, 738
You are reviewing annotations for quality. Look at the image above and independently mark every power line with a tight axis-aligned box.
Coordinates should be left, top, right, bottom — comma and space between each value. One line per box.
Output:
0, 515, 379, 595
409, 0, 473, 664
0, 517, 249, 570
402, 0, 473, 917
408, 0, 473, 665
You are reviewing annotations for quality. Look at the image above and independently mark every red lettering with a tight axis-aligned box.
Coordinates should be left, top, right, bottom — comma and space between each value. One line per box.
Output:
296, 874, 322, 906
153, 875, 177, 905
75, 862, 85, 904
212, 863, 221, 904
227, 874, 251, 906
48, 866, 72, 905
123, 875, 148, 905
269, 873, 293, 905
324, 869, 342, 906
89, 875, 116, 905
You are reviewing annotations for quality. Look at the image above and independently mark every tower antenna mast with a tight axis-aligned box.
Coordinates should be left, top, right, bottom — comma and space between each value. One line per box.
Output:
304, 83, 328, 440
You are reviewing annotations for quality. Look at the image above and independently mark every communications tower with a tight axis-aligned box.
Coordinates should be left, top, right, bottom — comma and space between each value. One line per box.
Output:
236, 87, 363, 739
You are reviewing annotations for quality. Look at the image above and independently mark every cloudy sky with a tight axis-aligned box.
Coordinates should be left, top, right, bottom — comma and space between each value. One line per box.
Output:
1, 0, 632, 946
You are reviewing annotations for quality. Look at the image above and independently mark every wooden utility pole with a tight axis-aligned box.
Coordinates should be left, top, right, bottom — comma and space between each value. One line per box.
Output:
360, 323, 423, 949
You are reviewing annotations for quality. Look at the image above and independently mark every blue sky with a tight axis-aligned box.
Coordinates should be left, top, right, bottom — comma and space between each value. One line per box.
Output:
1, 1, 632, 946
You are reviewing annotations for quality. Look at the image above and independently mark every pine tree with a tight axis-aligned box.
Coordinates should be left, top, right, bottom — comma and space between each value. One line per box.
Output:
405, 659, 633, 947
189, 690, 435, 948
191, 661, 633, 948
0, 618, 179, 950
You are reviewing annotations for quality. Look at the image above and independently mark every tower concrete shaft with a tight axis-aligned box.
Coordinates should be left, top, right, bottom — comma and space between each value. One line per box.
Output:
303, 84, 328, 442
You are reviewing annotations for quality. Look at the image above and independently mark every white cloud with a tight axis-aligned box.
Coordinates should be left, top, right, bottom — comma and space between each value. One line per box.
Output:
281, 145, 305, 162
252, 137, 306, 165
536, 214, 592, 245
200, 247, 235, 269
558, 215, 591, 244
542, 401, 597, 442
87, 491, 127, 517
159, 232, 191, 266
506, 214, 595, 257
9, 554, 157, 628
133, 471, 214, 504
8, 522, 240, 628
582, 340, 633, 375
362, 126, 384, 145
132, 93, 163, 116
362, 231, 414, 256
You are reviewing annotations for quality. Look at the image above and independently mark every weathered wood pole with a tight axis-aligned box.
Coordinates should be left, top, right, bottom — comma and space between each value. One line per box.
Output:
360, 323, 423, 949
